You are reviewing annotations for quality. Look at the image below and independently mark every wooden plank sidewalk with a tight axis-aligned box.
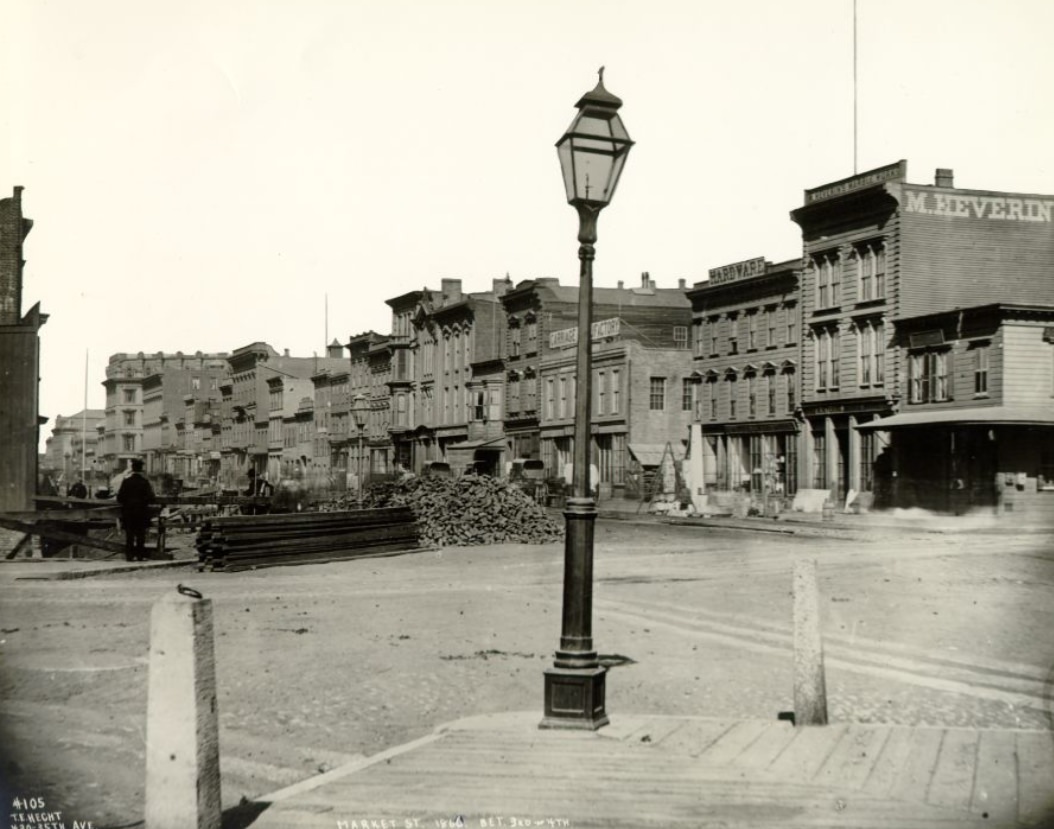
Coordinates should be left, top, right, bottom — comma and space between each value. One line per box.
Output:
244, 712, 1054, 829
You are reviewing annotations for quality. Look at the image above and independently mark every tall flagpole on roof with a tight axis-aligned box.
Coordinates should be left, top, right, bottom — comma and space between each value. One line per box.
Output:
853, 0, 859, 173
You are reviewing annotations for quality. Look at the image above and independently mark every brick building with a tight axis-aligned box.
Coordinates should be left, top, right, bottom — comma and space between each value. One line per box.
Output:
0, 186, 46, 511
347, 331, 390, 483
508, 273, 694, 499
42, 409, 105, 488
105, 351, 229, 481
224, 342, 344, 488
687, 257, 802, 504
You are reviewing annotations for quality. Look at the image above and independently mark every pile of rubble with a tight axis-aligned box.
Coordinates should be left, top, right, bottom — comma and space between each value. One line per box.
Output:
364, 475, 564, 547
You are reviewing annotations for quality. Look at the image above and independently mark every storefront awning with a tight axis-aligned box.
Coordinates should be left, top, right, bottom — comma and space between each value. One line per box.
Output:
445, 437, 507, 451
628, 443, 686, 466
856, 405, 1054, 431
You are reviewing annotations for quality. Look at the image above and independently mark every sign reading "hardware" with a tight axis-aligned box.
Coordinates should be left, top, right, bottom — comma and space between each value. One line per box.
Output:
707, 257, 767, 286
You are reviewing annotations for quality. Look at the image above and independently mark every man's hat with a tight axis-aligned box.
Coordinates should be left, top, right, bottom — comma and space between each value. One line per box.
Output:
131, 459, 145, 472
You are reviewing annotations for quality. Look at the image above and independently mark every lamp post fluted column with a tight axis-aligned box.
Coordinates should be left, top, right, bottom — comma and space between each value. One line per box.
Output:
542, 72, 632, 730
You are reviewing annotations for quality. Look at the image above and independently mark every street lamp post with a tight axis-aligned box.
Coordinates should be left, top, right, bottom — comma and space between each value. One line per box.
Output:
541, 69, 633, 730
352, 394, 369, 508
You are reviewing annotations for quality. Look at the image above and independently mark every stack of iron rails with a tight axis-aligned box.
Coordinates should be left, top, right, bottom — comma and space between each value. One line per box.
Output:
196, 506, 419, 572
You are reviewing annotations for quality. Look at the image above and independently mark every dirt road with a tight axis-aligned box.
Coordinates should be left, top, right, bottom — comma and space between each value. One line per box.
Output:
1, 520, 1052, 827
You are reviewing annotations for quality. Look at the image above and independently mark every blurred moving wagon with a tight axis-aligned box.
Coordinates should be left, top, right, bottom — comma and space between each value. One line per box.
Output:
509, 458, 548, 504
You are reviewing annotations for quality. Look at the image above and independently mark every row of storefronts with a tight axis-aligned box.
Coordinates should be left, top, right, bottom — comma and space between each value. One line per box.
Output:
690, 162, 1054, 521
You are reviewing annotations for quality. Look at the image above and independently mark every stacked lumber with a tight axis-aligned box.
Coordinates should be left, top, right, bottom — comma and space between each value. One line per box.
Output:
366, 475, 564, 547
196, 507, 419, 572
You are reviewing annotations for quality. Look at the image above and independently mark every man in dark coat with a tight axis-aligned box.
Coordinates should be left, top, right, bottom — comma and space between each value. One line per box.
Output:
117, 459, 155, 562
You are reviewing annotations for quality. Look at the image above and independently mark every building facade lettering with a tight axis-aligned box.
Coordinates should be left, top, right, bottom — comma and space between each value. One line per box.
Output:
707, 257, 767, 286
904, 190, 1054, 223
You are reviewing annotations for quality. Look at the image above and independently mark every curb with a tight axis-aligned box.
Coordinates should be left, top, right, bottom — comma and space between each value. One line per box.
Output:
15, 559, 195, 581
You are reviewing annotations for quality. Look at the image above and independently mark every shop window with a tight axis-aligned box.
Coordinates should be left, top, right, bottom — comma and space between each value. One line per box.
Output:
812, 431, 827, 489
1040, 451, 1054, 491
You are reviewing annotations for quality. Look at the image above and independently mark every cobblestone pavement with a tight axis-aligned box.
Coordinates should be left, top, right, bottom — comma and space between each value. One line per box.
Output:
0, 520, 1051, 826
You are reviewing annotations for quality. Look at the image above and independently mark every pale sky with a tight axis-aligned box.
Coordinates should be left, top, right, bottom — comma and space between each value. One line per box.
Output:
4, 0, 1053, 450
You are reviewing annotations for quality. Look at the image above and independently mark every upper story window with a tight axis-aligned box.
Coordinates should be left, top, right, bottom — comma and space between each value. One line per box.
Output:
856, 240, 887, 302
709, 317, 720, 355
765, 307, 777, 348
673, 326, 689, 350
910, 349, 953, 403
785, 304, 797, 344
649, 377, 666, 411
856, 319, 885, 387
525, 317, 538, 352
747, 314, 758, 351
728, 315, 739, 355
815, 327, 840, 391
694, 320, 706, 356
509, 325, 521, 357
681, 378, 693, 411
123, 388, 137, 404
813, 251, 841, 309
972, 342, 990, 396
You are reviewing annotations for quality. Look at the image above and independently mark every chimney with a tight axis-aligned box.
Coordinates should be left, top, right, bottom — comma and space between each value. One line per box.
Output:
935, 168, 954, 188
678, 278, 686, 289
617, 280, 624, 289
284, 348, 290, 357
641, 272, 650, 288
441, 278, 462, 303
492, 277, 510, 298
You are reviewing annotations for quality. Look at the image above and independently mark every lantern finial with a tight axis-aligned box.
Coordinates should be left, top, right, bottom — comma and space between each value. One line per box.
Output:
598, 66, 604, 83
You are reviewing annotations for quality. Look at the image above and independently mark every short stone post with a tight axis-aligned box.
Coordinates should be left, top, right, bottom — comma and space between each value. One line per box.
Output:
145, 586, 221, 829
792, 558, 828, 726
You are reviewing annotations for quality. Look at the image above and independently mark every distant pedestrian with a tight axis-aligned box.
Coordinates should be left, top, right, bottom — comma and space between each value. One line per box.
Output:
117, 459, 155, 562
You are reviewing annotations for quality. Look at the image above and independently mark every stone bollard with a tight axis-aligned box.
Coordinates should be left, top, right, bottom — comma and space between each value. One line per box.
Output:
145, 586, 221, 829
792, 558, 828, 726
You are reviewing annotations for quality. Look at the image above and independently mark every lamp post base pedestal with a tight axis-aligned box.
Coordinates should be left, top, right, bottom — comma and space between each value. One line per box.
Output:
540, 665, 608, 730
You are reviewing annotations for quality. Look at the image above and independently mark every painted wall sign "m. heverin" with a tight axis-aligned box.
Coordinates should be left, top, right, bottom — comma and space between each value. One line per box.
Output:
904, 190, 1054, 223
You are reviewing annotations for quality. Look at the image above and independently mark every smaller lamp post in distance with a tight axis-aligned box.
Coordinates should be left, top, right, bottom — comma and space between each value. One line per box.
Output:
541, 68, 633, 731
351, 393, 370, 508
